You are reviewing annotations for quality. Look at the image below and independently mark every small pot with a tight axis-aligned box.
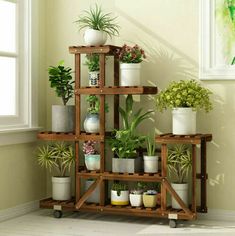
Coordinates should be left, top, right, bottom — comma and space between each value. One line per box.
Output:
84, 113, 100, 133
143, 192, 157, 208
85, 154, 100, 171
111, 190, 129, 206
143, 155, 159, 173
84, 29, 107, 46
129, 193, 143, 207
88, 71, 100, 86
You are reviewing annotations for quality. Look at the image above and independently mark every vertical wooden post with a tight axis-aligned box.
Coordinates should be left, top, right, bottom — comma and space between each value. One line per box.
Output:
161, 143, 167, 211
191, 144, 196, 213
114, 55, 119, 129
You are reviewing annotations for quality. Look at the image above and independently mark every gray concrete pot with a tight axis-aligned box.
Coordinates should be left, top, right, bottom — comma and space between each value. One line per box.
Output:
52, 105, 75, 132
112, 156, 142, 173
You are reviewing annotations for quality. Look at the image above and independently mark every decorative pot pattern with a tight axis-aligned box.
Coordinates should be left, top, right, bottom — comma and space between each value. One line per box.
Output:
88, 71, 100, 86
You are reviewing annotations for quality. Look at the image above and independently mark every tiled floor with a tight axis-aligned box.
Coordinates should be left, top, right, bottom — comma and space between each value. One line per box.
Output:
0, 209, 235, 236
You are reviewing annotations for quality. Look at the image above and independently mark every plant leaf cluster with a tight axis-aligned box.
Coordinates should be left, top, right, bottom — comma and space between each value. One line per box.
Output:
84, 54, 100, 72
167, 144, 192, 184
86, 95, 109, 114
155, 79, 213, 112
37, 142, 75, 177
111, 183, 128, 196
146, 135, 156, 156
75, 4, 119, 37
48, 61, 74, 105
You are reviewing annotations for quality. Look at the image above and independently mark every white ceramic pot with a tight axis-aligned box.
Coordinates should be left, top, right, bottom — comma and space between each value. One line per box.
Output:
120, 63, 141, 86
85, 154, 100, 170
52, 176, 71, 201
143, 155, 159, 173
172, 108, 196, 135
171, 183, 188, 209
129, 193, 143, 207
52, 105, 75, 132
88, 71, 100, 86
84, 29, 107, 46
84, 113, 100, 133
111, 190, 129, 206
85, 179, 100, 203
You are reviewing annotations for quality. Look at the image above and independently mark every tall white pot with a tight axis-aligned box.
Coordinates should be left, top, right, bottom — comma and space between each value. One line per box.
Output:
52, 176, 71, 201
52, 105, 75, 132
120, 63, 141, 86
171, 183, 188, 209
84, 29, 107, 46
172, 108, 196, 135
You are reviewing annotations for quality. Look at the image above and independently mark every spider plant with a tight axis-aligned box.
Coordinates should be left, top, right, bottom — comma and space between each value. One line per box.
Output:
75, 4, 119, 37
167, 144, 192, 183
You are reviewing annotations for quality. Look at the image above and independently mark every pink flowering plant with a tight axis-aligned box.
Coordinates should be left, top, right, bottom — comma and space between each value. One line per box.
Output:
82, 140, 98, 155
116, 44, 146, 63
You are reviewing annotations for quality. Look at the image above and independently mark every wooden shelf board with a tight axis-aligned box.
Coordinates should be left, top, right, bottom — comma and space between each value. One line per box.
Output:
75, 86, 158, 95
155, 133, 212, 144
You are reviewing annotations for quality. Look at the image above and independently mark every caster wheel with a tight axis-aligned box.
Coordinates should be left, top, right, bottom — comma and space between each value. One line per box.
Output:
53, 210, 62, 218
169, 219, 177, 228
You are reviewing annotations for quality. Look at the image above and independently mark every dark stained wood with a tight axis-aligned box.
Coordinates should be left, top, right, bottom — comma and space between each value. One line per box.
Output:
192, 144, 197, 213
114, 55, 119, 129
161, 144, 167, 211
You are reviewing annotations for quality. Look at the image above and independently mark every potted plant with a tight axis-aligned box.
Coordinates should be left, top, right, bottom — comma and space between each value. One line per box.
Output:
142, 183, 161, 208
129, 182, 144, 207
37, 142, 75, 201
84, 178, 100, 203
48, 60, 74, 132
83, 95, 109, 133
155, 79, 213, 135
167, 144, 192, 209
82, 140, 100, 171
108, 95, 153, 173
75, 4, 119, 46
84, 54, 100, 86
116, 44, 146, 86
143, 135, 159, 173
111, 183, 129, 206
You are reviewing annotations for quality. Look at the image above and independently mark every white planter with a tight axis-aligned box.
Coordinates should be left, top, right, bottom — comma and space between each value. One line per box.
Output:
85, 154, 100, 171
171, 183, 188, 209
52, 105, 75, 132
143, 155, 159, 173
129, 193, 143, 207
120, 63, 141, 86
84, 29, 107, 46
112, 156, 142, 173
172, 108, 196, 135
85, 179, 100, 203
111, 190, 129, 206
88, 71, 100, 86
84, 113, 100, 133
52, 176, 71, 201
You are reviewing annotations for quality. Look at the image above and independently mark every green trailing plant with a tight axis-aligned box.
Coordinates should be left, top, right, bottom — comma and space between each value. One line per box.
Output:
48, 60, 74, 106
86, 95, 109, 114
108, 95, 153, 159
167, 144, 192, 184
37, 142, 75, 177
75, 4, 119, 37
111, 183, 128, 196
84, 54, 99, 72
155, 79, 213, 112
146, 135, 156, 156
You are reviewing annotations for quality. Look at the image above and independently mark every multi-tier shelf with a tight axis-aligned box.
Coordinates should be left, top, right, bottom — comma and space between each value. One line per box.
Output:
38, 45, 212, 228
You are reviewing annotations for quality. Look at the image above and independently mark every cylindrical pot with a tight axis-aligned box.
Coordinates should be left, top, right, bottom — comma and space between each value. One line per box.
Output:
172, 108, 196, 135
88, 71, 100, 86
84, 113, 100, 133
85, 179, 100, 203
85, 154, 100, 170
171, 183, 188, 209
129, 193, 143, 207
143, 194, 157, 208
120, 63, 141, 86
111, 190, 129, 206
143, 155, 159, 173
52, 105, 75, 132
52, 176, 71, 201
84, 29, 107, 46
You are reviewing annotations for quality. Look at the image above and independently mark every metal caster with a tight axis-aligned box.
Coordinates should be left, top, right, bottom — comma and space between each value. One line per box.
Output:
53, 210, 63, 218
169, 219, 177, 228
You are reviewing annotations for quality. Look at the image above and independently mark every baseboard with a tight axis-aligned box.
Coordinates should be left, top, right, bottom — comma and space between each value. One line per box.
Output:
0, 200, 39, 222
198, 208, 235, 221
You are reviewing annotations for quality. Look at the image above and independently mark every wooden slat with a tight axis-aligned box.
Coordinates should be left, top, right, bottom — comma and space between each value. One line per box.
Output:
161, 144, 167, 211
37, 132, 75, 141
75, 86, 158, 95
192, 144, 196, 213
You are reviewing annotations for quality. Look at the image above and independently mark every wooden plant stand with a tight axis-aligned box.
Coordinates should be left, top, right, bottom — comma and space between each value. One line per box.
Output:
38, 45, 212, 228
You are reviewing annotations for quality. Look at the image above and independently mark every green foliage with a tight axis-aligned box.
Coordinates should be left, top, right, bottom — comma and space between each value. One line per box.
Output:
75, 4, 119, 37
111, 183, 128, 196
146, 135, 156, 156
86, 95, 109, 114
37, 142, 75, 177
48, 61, 74, 105
84, 54, 99, 72
167, 144, 192, 184
108, 95, 153, 159
155, 79, 213, 112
